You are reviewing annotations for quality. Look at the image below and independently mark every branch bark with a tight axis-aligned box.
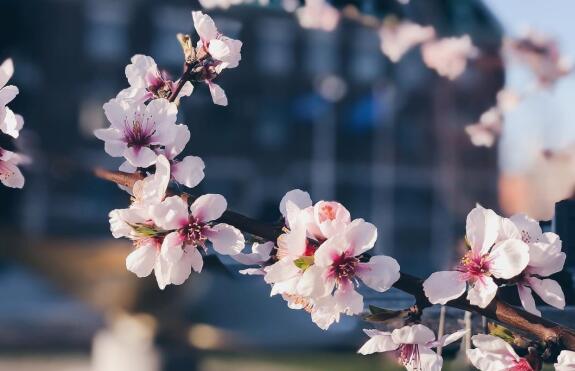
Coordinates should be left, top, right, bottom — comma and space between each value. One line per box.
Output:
95, 168, 575, 352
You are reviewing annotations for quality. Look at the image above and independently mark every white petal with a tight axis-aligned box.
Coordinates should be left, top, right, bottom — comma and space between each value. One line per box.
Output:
467, 334, 519, 371
356, 255, 400, 292
556, 350, 575, 371
164, 124, 190, 159
296, 264, 330, 297
208, 82, 228, 106
0, 85, 18, 106
192, 11, 219, 42
126, 242, 158, 278
146, 98, 178, 128
154, 255, 171, 290
357, 333, 399, 355
517, 284, 540, 316
206, 223, 245, 255
276, 220, 307, 258
149, 196, 189, 230
423, 271, 467, 305
529, 277, 565, 310
467, 276, 498, 308
279, 189, 312, 218
101, 138, 126, 157
190, 193, 227, 222
434, 329, 468, 348
123, 146, 157, 168
345, 220, 378, 256
103, 98, 129, 128
126, 54, 158, 88
0, 59, 14, 88
391, 324, 436, 345
231, 241, 273, 265
172, 156, 205, 188
333, 283, 363, 315
0, 160, 24, 188
161, 231, 185, 263
176, 81, 194, 101
466, 204, 501, 255
528, 235, 565, 277
313, 234, 348, 267
208, 39, 231, 61
172, 245, 203, 282
510, 213, 543, 244
264, 259, 301, 284
488, 239, 529, 279
413, 346, 443, 371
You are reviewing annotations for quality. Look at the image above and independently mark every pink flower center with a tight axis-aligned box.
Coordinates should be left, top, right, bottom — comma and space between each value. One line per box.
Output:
457, 251, 491, 281
510, 358, 534, 371
181, 216, 208, 249
330, 252, 359, 283
146, 70, 175, 99
318, 204, 336, 222
397, 344, 421, 370
123, 115, 156, 148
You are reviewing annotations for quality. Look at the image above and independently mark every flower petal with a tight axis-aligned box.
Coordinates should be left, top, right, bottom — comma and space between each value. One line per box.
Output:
344, 219, 377, 256
208, 82, 228, 106
279, 189, 312, 218
206, 223, 245, 255
0, 59, 14, 89
529, 277, 565, 310
423, 271, 467, 305
0, 160, 24, 188
555, 350, 575, 371
356, 255, 400, 292
296, 264, 330, 297
333, 283, 363, 315
126, 241, 158, 278
0, 85, 18, 106
517, 284, 540, 316
391, 324, 436, 345
466, 204, 501, 255
190, 193, 227, 222
192, 11, 219, 42
160, 231, 185, 264
123, 146, 157, 168
357, 333, 399, 355
467, 276, 498, 308
416, 346, 443, 371
488, 239, 529, 279
149, 195, 189, 230
172, 155, 205, 188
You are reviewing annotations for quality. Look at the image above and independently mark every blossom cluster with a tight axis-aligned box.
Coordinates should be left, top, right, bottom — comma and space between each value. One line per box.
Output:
95, 8, 575, 371
423, 205, 565, 314
233, 189, 401, 329
98, 11, 244, 289
0, 58, 28, 189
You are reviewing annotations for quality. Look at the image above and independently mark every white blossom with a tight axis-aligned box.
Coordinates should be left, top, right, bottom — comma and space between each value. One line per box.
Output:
423, 205, 530, 308
467, 334, 535, 371
0, 59, 23, 139
421, 35, 477, 80
555, 350, 575, 371
358, 324, 466, 371
379, 21, 435, 62
295, 0, 340, 32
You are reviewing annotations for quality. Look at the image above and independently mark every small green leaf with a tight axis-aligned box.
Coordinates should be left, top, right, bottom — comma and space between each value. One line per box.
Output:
488, 323, 515, 343
130, 223, 159, 237
293, 256, 314, 271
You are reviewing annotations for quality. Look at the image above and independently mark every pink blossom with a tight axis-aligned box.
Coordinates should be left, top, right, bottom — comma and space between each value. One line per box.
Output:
0, 59, 23, 139
0, 147, 27, 188
423, 205, 530, 308
295, 0, 340, 32
95, 98, 179, 168
358, 324, 466, 371
467, 334, 535, 371
379, 21, 435, 62
421, 35, 477, 80
555, 350, 575, 371
148, 193, 245, 288
465, 107, 502, 148
191, 11, 243, 106
232, 241, 274, 275
500, 214, 566, 316
118, 55, 194, 104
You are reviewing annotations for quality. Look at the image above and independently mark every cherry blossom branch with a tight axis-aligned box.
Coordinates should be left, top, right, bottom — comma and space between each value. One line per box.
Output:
94, 167, 575, 353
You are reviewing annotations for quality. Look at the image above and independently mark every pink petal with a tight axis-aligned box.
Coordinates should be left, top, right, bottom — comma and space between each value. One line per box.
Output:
160, 231, 185, 263
126, 242, 158, 278
391, 324, 436, 345
205, 223, 245, 255
356, 255, 400, 292
488, 239, 529, 279
149, 195, 189, 230
208, 82, 228, 106
190, 193, 227, 222
467, 276, 498, 308
172, 156, 205, 188
423, 271, 467, 305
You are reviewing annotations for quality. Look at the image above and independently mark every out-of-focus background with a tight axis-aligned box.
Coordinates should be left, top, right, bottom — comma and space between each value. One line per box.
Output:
0, 0, 573, 370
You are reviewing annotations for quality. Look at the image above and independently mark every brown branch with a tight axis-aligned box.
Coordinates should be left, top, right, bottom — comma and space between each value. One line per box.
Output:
94, 168, 575, 352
